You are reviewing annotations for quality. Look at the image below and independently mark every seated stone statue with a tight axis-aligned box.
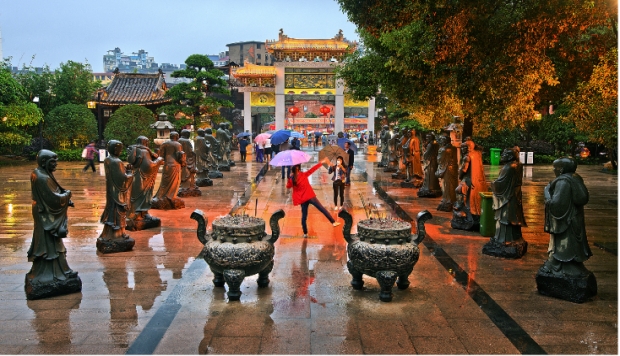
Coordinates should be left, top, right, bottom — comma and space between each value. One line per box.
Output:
26, 149, 81, 299
536, 157, 597, 303
194, 128, 214, 186
178, 129, 201, 197
482, 147, 528, 258
436, 135, 458, 211
152, 131, 186, 210
418, 132, 442, 198
97, 140, 136, 253
126, 136, 163, 231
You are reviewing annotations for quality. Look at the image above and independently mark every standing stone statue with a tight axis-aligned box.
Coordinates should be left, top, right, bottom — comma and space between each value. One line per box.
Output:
97, 140, 136, 253
224, 124, 235, 167
379, 125, 390, 167
418, 132, 442, 197
152, 131, 186, 210
436, 135, 459, 211
204, 128, 223, 178
536, 157, 596, 303
216, 122, 232, 171
392, 130, 408, 179
384, 128, 400, 173
126, 136, 164, 231
194, 129, 214, 186
482, 148, 528, 258
368, 131, 375, 146
26, 149, 81, 299
401, 129, 424, 188
178, 129, 202, 197
452, 139, 488, 230
468, 139, 487, 216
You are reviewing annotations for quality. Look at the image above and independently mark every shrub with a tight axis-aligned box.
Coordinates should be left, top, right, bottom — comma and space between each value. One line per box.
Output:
103, 105, 156, 147
44, 104, 98, 149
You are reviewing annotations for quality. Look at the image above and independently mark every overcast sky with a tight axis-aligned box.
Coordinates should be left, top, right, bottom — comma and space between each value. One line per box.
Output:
0, 0, 359, 72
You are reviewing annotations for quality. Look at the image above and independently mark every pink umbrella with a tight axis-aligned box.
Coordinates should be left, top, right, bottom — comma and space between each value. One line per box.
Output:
254, 133, 272, 145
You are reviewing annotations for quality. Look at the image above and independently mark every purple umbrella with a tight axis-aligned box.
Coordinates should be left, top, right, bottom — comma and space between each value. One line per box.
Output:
269, 150, 311, 167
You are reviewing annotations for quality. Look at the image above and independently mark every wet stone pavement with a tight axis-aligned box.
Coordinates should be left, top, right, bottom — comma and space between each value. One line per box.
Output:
0, 149, 617, 354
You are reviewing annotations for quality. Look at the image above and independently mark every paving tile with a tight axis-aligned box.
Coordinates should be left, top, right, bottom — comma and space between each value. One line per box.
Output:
310, 335, 363, 354
410, 336, 468, 354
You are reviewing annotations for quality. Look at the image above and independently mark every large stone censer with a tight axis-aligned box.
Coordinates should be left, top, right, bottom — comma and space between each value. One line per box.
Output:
191, 209, 285, 301
338, 209, 432, 302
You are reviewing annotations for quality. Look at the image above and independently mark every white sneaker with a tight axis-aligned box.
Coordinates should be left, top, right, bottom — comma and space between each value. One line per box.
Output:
332, 222, 340, 227
334, 206, 339, 211
303, 234, 308, 238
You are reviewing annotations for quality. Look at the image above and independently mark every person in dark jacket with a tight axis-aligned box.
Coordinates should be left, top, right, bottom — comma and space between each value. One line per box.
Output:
287, 157, 340, 238
82, 141, 98, 172
328, 156, 347, 210
344, 142, 354, 186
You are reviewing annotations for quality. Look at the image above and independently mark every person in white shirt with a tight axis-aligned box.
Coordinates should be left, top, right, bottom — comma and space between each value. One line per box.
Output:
264, 138, 272, 162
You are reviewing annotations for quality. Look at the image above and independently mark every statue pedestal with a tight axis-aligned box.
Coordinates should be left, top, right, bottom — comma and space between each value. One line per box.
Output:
126, 216, 161, 231
25, 273, 82, 300
178, 187, 202, 197
535, 268, 597, 303
451, 214, 479, 231
383, 166, 397, 173
218, 165, 231, 172
208, 171, 223, 179
367, 145, 377, 155
96, 236, 135, 254
482, 238, 527, 259
151, 197, 185, 210
229, 161, 236, 167
391, 172, 407, 180
417, 187, 442, 198
196, 178, 213, 186
437, 201, 454, 212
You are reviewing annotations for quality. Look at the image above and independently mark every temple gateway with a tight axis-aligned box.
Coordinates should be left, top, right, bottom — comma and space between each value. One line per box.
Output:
232, 30, 376, 133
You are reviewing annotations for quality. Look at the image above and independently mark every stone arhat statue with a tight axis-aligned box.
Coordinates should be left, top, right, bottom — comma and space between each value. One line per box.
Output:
482, 147, 528, 258
178, 129, 202, 197
451, 138, 487, 230
417, 132, 442, 198
97, 140, 135, 253
152, 131, 186, 210
26, 149, 82, 299
536, 157, 597, 303
435, 135, 458, 211
194, 128, 214, 186
126, 136, 164, 231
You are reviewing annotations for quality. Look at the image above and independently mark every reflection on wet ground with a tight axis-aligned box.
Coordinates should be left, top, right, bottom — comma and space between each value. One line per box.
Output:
0, 151, 616, 354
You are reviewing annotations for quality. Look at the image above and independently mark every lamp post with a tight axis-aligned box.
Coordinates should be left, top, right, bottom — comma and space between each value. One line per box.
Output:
33, 96, 41, 151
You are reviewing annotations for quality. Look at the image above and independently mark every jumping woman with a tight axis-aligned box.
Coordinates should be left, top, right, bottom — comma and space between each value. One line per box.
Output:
287, 157, 340, 238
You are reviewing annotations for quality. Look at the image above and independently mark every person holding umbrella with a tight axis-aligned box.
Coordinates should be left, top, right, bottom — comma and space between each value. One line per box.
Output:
344, 142, 355, 186
264, 137, 272, 162
286, 157, 340, 238
238, 136, 250, 162
328, 156, 347, 210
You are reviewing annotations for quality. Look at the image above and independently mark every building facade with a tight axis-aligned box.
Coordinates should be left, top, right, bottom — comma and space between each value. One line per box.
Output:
226, 41, 275, 66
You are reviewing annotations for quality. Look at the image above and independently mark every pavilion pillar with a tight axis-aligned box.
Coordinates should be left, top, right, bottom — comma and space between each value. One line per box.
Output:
243, 91, 252, 133
275, 65, 285, 130
367, 97, 376, 135
335, 78, 345, 133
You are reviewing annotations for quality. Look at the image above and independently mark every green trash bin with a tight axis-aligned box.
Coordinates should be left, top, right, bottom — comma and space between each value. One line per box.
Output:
479, 192, 496, 237
490, 148, 501, 165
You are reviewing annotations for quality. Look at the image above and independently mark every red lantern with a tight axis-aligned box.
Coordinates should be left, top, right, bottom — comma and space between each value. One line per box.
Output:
288, 106, 300, 117
320, 105, 331, 116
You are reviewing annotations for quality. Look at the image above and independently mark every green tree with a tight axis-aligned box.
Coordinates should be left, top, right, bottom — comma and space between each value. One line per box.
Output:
43, 104, 98, 149
103, 105, 156, 147
0, 63, 42, 154
165, 54, 233, 130
336, 0, 617, 136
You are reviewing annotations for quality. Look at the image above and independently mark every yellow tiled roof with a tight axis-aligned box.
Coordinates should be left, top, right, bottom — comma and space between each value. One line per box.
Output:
266, 38, 352, 52
232, 61, 276, 78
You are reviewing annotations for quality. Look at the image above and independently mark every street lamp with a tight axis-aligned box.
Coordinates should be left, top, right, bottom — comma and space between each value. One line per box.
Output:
33, 96, 41, 151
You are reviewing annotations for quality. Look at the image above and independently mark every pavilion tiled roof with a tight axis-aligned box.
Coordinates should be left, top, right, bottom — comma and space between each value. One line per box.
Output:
232, 61, 276, 78
96, 72, 171, 106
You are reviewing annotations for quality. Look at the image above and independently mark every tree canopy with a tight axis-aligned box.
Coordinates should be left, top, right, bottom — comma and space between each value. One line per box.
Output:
0, 63, 42, 154
165, 54, 233, 129
336, 0, 617, 137
103, 105, 156, 147
44, 104, 98, 149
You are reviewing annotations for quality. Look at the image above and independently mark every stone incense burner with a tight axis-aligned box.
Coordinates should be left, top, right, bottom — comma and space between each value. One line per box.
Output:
338, 209, 432, 302
191, 209, 285, 301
